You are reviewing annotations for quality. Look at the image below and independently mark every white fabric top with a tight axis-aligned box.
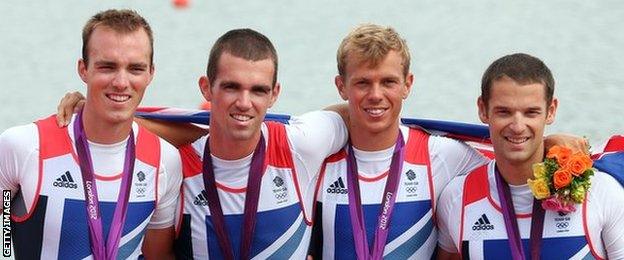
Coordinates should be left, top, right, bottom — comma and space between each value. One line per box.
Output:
178, 110, 348, 259
437, 160, 624, 259
188, 110, 348, 215
0, 115, 183, 229
314, 125, 488, 259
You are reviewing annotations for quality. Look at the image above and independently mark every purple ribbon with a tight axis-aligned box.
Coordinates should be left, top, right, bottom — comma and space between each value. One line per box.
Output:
346, 132, 405, 260
494, 166, 545, 260
202, 135, 265, 260
74, 110, 135, 260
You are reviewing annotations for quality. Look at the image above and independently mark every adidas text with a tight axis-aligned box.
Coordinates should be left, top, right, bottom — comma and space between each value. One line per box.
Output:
472, 214, 494, 231
54, 171, 77, 189
326, 187, 348, 194
53, 181, 77, 189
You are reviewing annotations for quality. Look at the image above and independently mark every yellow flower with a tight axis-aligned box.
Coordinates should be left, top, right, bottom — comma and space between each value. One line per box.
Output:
528, 178, 551, 199
571, 185, 586, 203
532, 163, 547, 179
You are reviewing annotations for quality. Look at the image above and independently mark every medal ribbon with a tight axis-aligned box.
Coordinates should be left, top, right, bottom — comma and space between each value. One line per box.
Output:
74, 110, 135, 260
202, 135, 265, 260
494, 166, 545, 260
346, 132, 405, 260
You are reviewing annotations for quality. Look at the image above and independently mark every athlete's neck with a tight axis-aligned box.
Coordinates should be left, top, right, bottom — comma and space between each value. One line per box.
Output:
81, 106, 133, 144
349, 122, 400, 151
495, 142, 545, 185
209, 126, 261, 161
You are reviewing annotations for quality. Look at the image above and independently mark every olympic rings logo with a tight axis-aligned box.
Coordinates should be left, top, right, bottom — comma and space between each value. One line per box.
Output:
556, 222, 569, 229
275, 192, 288, 200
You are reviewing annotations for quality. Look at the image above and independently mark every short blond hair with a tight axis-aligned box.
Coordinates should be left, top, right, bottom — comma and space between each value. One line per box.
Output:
337, 24, 410, 77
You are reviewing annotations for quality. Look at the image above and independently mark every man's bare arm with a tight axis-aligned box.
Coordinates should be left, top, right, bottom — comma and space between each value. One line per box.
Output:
135, 117, 207, 147
55, 91, 207, 147
141, 227, 175, 260
437, 246, 461, 260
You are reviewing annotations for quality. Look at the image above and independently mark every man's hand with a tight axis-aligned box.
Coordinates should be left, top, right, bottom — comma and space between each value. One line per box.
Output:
544, 133, 589, 154
56, 91, 86, 127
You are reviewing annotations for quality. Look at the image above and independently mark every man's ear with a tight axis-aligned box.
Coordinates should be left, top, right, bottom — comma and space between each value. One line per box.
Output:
268, 82, 281, 108
198, 76, 211, 102
402, 73, 414, 99
78, 59, 88, 83
477, 96, 489, 124
335, 75, 348, 101
147, 63, 155, 85
546, 97, 558, 125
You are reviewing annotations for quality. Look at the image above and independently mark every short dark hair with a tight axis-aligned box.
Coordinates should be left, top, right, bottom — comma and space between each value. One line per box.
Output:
206, 29, 278, 87
82, 9, 153, 67
481, 53, 555, 107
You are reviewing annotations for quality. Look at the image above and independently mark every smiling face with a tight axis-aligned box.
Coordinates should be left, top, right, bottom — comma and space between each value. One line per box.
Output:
200, 52, 279, 152
478, 76, 558, 167
336, 50, 413, 149
78, 26, 153, 128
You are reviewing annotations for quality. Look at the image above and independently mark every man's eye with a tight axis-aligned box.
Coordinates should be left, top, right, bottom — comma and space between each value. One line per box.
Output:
383, 80, 398, 86
496, 110, 510, 116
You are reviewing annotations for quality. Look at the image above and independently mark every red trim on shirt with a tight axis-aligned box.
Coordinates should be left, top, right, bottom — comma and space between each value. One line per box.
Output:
266, 122, 311, 225
179, 144, 202, 179
357, 171, 388, 182
583, 195, 605, 259
406, 128, 436, 223
311, 159, 329, 225
325, 149, 347, 163
175, 187, 185, 238
94, 173, 123, 181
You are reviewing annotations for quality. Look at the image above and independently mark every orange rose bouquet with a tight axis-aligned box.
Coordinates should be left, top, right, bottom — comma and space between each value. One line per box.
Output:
527, 145, 594, 213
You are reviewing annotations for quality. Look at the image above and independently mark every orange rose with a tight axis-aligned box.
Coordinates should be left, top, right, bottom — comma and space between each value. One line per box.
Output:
553, 168, 573, 190
567, 152, 593, 176
547, 145, 572, 165
582, 154, 593, 169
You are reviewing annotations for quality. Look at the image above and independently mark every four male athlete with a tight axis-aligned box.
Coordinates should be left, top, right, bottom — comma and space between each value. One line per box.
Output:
1, 8, 617, 260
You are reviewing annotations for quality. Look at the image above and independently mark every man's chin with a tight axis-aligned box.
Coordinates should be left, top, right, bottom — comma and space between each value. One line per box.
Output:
102, 113, 134, 125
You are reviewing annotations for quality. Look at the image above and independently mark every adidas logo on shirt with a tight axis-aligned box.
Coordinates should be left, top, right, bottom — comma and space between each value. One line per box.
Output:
326, 177, 348, 194
53, 171, 78, 189
193, 190, 209, 206
472, 214, 494, 231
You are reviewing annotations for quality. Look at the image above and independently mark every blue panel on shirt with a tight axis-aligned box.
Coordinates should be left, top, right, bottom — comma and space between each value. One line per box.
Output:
334, 200, 431, 259
482, 236, 588, 259
205, 203, 301, 259
59, 199, 155, 259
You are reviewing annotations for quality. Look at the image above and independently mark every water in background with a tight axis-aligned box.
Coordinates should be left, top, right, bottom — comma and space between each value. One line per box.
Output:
1, 0, 622, 146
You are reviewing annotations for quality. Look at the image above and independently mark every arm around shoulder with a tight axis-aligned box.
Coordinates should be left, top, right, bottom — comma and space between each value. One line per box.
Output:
287, 110, 348, 157
135, 117, 207, 148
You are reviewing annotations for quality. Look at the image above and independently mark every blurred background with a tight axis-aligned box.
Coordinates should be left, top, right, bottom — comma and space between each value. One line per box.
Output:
1, 0, 622, 146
